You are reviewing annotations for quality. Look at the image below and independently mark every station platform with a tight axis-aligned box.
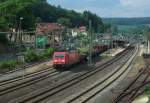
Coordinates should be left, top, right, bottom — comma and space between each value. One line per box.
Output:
102, 48, 125, 57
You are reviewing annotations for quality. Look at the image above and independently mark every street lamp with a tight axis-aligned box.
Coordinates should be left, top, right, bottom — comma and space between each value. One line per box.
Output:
19, 17, 25, 78
19, 17, 23, 43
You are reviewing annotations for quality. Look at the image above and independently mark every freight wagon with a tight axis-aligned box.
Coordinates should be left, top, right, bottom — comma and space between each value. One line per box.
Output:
53, 45, 109, 69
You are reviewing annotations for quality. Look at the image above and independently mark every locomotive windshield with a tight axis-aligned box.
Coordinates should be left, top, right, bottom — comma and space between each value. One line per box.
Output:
55, 54, 65, 58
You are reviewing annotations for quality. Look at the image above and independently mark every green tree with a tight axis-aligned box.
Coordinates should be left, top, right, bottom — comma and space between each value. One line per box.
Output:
0, 0, 105, 33
82, 11, 104, 32
57, 18, 71, 27
0, 34, 8, 44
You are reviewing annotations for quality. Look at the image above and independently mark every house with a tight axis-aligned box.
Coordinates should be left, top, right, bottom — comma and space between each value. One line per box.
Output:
79, 26, 86, 32
69, 26, 87, 37
79, 26, 88, 36
36, 23, 64, 48
8, 31, 36, 48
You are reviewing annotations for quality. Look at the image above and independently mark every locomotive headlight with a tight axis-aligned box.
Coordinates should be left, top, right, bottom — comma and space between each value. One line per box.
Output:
61, 60, 65, 62
54, 60, 58, 62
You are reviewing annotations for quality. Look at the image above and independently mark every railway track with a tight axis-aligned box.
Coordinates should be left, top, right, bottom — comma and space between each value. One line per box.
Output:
128, 77, 149, 102
113, 66, 150, 103
0, 67, 60, 96
113, 68, 148, 102
62, 46, 138, 103
121, 81, 150, 103
129, 81, 150, 102
8, 46, 136, 103
0, 66, 54, 85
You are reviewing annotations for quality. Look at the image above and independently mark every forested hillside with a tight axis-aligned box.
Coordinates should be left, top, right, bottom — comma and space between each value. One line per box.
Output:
103, 17, 150, 25
0, 0, 105, 32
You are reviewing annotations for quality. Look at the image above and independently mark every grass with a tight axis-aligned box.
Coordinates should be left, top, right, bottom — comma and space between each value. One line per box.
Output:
145, 84, 150, 102
0, 60, 17, 70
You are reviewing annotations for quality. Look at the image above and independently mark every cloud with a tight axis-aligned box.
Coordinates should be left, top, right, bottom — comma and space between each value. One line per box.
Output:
120, 0, 150, 8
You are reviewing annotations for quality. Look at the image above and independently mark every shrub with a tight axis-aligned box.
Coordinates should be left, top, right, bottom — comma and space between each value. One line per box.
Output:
145, 84, 150, 102
24, 49, 39, 63
77, 47, 88, 55
145, 85, 150, 94
143, 53, 150, 58
0, 60, 17, 70
0, 34, 8, 44
43, 48, 54, 58
24, 48, 54, 63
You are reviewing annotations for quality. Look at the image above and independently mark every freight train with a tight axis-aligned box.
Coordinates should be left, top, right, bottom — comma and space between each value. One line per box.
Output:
53, 45, 109, 69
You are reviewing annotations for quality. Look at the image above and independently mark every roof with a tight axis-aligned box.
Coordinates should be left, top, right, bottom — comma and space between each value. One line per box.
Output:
79, 26, 86, 32
36, 23, 64, 35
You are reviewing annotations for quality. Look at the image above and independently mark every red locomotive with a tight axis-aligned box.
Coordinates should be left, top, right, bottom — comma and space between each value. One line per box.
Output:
53, 45, 109, 69
53, 50, 80, 68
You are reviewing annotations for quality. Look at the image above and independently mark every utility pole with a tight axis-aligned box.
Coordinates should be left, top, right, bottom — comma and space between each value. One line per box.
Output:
19, 17, 23, 44
146, 31, 150, 54
88, 20, 93, 66
148, 40, 150, 54
18, 17, 25, 79
35, 23, 37, 49
18, 17, 23, 53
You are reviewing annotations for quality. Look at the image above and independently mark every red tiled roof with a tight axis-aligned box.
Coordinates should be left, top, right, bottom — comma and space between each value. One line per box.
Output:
79, 26, 86, 32
36, 23, 63, 35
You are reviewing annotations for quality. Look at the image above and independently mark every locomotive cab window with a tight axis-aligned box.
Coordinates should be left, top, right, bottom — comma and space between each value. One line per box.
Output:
55, 54, 65, 58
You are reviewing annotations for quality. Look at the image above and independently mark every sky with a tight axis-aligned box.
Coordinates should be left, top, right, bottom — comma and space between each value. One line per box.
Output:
47, 0, 150, 18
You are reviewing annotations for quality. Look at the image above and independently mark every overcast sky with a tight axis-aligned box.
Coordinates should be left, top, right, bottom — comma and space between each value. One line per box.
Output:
47, 0, 150, 18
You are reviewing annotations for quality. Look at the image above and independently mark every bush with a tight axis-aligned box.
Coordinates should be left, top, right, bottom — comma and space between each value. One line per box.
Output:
24, 48, 54, 63
43, 48, 54, 58
143, 54, 150, 58
24, 49, 39, 63
145, 84, 150, 102
0, 60, 17, 70
77, 47, 88, 55
0, 34, 8, 44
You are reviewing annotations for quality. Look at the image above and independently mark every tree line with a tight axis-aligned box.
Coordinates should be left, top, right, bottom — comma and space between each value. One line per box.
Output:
0, 0, 108, 32
103, 17, 150, 25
